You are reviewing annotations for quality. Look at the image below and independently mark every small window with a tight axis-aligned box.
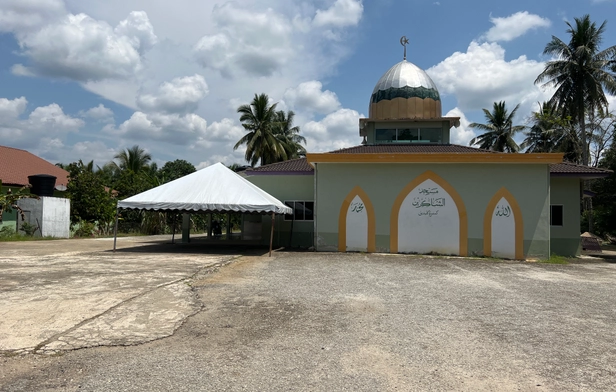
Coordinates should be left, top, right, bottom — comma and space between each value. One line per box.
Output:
284, 201, 314, 221
551, 205, 563, 226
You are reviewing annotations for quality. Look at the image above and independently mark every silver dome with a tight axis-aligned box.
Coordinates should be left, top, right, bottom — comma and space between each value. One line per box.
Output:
372, 60, 439, 94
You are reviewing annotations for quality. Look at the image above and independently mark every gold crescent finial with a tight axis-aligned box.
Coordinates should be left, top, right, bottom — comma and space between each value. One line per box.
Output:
400, 36, 409, 60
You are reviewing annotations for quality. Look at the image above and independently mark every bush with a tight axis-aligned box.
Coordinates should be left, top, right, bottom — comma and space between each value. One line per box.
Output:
19, 222, 38, 236
0, 226, 15, 238
73, 221, 96, 238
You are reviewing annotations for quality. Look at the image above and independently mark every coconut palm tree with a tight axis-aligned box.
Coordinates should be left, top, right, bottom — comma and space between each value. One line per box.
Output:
469, 101, 525, 152
522, 102, 582, 162
535, 15, 616, 166
112, 145, 152, 173
273, 110, 306, 162
234, 93, 287, 166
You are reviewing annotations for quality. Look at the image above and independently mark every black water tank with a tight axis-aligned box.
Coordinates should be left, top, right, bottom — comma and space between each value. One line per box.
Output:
28, 174, 57, 197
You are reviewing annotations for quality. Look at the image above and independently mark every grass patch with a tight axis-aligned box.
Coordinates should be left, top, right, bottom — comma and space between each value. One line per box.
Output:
538, 254, 569, 264
0, 234, 61, 242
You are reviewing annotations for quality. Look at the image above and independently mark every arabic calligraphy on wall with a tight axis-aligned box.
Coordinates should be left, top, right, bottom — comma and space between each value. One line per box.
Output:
350, 201, 365, 213
494, 204, 512, 218
411, 187, 446, 217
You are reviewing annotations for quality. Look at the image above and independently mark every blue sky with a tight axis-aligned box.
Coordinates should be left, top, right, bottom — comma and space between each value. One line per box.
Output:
1, 0, 615, 168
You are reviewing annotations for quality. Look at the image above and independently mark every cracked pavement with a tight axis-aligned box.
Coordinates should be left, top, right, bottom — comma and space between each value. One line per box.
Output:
0, 236, 239, 354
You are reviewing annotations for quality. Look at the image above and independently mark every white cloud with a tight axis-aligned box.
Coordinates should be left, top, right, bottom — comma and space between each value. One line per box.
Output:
109, 111, 207, 145
428, 41, 548, 112
0, 0, 65, 33
10, 64, 36, 77
14, 11, 157, 81
0, 96, 28, 118
283, 81, 341, 115
445, 108, 475, 146
483, 11, 551, 42
137, 74, 208, 113
81, 104, 114, 122
194, 118, 245, 149
313, 0, 363, 28
303, 108, 362, 151
0, 97, 84, 149
193, 3, 293, 77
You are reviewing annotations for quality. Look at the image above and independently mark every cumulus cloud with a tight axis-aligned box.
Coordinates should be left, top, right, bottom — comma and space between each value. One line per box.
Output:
108, 111, 207, 145
137, 74, 208, 113
194, 0, 363, 78
303, 108, 363, 151
0, 97, 84, 149
313, 0, 363, 28
283, 81, 341, 115
428, 41, 548, 112
0, 0, 65, 33
0, 96, 28, 118
193, 3, 293, 77
80, 104, 114, 122
445, 108, 475, 146
13, 11, 157, 81
483, 11, 551, 42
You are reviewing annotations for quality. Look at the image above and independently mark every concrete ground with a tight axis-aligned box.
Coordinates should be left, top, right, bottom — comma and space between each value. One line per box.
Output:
1, 239, 616, 391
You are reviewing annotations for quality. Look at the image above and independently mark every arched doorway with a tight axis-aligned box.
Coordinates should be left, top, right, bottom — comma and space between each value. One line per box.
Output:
390, 171, 467, 256
338, 186, 376, 252
483, 187, 524, 259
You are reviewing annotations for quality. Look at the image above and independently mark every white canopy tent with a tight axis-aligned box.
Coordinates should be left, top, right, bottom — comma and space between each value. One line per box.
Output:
113, 162, 292, 255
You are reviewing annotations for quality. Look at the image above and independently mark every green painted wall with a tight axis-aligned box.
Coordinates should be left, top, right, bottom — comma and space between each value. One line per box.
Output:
314, 163, 551, 258
245, 174, 315, 248
550, 178, 581, 257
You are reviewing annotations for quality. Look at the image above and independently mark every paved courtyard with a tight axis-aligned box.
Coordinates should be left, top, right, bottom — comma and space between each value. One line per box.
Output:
1, 239, 616, 391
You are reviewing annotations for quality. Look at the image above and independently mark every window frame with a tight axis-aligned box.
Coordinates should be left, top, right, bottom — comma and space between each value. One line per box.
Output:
284, 200, 315, 221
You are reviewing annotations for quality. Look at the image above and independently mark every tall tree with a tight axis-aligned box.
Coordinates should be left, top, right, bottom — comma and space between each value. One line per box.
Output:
273, 110, 306, 162
469, 101, 525, 152
66, 160, 116, 228
112, 145, 152, 173
535, 15, 616, 166
159, 159, 196, 183
234, 93, 287, 166
521, 101, 581, 162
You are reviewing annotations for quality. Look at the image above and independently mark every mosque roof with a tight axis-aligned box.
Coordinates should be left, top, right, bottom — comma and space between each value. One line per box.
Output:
371, 60, 440, 104
245, 145, 612, 179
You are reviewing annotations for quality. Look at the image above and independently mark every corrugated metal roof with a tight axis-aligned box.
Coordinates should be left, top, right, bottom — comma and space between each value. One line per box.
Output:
0, 145, 69, 188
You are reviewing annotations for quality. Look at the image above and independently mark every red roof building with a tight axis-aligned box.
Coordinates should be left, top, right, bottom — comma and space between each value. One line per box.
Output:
0, 145, 69, 190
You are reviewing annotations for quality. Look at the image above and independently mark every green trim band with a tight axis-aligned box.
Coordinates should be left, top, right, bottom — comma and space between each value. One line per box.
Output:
371, 86, 441, 103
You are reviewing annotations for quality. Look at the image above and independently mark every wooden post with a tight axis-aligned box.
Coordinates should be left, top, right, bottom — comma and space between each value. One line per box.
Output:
112, 209, 119, 252
269, 212, 275, 257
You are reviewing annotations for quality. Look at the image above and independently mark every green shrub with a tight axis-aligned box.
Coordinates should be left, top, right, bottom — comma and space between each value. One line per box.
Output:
73, 221, 95, 238
19, 222, 38, 236
0, 226, 15, 238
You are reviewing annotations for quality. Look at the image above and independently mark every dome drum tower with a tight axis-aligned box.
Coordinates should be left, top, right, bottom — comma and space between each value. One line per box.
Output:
359, 37, 459, 145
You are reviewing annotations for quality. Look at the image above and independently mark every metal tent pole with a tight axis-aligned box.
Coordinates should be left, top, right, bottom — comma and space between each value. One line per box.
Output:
112, 209, 119, 252
269, 212, 275, 257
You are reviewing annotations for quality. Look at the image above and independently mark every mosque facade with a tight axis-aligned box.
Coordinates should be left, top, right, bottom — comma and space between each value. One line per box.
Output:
244, 45, 610, 259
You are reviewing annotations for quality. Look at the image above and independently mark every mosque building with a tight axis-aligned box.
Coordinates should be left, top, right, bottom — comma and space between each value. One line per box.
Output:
244, 39, 610, 259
